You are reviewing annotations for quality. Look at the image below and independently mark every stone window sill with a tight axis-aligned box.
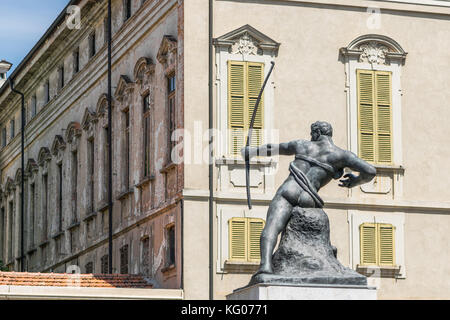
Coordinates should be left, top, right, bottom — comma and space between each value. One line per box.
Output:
67, 221, 80, 231
38, 240, 50, 248
27, 247, 37, 255
83, 211, 97, 222
373, 164, 405, 174
51, 231, 64, 240
136, 175, 155, 188
224, 260, 260, 274
356, 265, 402, 278
160, 162, 177, 174
98, 201, 110, 212
117, 188, 134, 200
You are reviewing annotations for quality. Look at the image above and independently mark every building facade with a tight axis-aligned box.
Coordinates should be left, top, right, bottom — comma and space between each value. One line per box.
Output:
1, 0, 450, 300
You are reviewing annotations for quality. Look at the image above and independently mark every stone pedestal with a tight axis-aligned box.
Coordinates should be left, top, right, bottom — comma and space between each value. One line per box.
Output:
227, 283, 377, 300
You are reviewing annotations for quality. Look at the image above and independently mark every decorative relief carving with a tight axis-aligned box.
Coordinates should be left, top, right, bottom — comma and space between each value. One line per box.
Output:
231, 32, 260, 56
358, 42, 390, 65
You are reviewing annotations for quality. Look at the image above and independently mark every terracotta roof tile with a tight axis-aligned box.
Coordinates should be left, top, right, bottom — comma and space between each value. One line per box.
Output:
0, 272, 153, 288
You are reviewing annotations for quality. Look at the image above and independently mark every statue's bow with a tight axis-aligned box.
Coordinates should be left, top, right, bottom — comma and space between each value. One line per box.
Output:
245, 61, 275, 210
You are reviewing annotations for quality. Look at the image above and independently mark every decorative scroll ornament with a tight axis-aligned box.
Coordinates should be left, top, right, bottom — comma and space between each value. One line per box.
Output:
232, 32, 259, 55
358, 42, 390, 65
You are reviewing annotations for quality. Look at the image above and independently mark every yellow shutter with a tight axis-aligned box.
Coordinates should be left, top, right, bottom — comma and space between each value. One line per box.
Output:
229, 218, 247, 261
228, 61, 264, 155
375, 71, 393, 164
228, 61, 245, 156
248, 218, 265, 262
378, 224, 395, 266
360, 223, 377, 266
357, 69, 393, 164
357, 70, 375, 163
247, 63, 264, 148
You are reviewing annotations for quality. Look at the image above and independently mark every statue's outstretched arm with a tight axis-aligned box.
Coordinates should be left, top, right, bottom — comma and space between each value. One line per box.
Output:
241, 141, 298, 159
339, 151, 377, 188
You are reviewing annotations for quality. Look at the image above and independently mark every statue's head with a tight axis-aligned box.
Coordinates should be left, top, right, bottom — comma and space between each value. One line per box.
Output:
311, 121, 333, 141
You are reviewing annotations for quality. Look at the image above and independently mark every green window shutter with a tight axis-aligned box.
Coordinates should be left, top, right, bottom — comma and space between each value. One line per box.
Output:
357, 70, 376, 163
375, 71, 393, 164
229, 218, 247, 261
228, 61, 265, 155
248, 218, 265, 262
378, 224, 395, 266
247, 63, 264, 148
228, 61, 245, 156
360, 223, 377, 266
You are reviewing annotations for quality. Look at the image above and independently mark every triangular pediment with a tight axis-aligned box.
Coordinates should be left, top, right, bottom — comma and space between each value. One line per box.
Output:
51, 135, 66, 155
4, 177, 14, 193
96, 93, 109, 116
213, 24, 280, 55
65, 121, 82, 143
25, 158, 38, 175
38, 147, 51, 166
157, 36, 177, 64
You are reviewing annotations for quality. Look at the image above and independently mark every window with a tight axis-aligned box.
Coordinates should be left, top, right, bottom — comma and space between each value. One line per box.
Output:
1, 128, 6, 147
59, 65, 65, 89
123, 110, 130, 189
10, 119, 15, 139
42, 174, 48, 241
73, 48, 80, 74
103, 18, 109, 45
360, 223, 395, 267
103, 126, 109, 200
88, 139, 95, 212
8, 201, 13, 261
123, 0, 132, 21
57, 163, 63, 232
85, 262, 94, 274
45, 80, 50, 103
141, 237, 150, 276
0, 73, 5, 79
167, 75, 176, 161
357, 70, 392, 164
29, 183, 35, 248
228, 217, 265, 262
31, 95, 37, 118
166, 225, 175, 267
71, 151, 78, 223
120, 245, 129, 274
228, 61, 264, 156
89, 32, 96, 58
101, 254, 109, 274
0, 208, 4, 260
143, 94, 151, 177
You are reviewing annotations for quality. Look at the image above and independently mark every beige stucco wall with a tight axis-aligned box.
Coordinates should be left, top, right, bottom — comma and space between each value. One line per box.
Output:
183, 0, 450, 299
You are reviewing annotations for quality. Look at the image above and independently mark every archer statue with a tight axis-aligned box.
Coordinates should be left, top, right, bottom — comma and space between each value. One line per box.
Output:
241, 121, 377, 285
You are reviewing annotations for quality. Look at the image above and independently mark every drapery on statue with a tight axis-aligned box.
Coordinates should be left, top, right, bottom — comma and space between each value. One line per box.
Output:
241, 121, 377, 286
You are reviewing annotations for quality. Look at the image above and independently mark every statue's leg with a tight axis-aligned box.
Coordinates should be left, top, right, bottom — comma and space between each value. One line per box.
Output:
256, 194, 293, 275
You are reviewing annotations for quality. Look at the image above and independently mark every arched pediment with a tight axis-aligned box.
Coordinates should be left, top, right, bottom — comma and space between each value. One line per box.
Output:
157, 35, 177, 65
38, 147, 51, 166
96, 93, 109, 117
340, 34, 407, 65
65, 122, 82, 144
14, 168, 23, 185
51, 135, 66, 156
114, 75, 133, 102
133, 57, 155, 83
213, 24, 280, 56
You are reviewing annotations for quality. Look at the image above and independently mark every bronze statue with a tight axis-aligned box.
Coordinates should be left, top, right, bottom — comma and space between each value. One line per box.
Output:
242, 121, 376, 285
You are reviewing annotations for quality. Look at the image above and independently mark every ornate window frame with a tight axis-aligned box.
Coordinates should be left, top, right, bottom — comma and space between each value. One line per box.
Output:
341, 34, 407, 198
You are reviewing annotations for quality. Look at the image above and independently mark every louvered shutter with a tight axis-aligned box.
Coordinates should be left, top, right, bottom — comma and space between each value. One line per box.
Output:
357, 70, 375, 163
247, 63, 264, 148
248, 218, 265, 262
375, 72, 393, 164
228, 62, 245, 156
360, 223, 377, 265
229, 218, 247, 261
378, 224, 395, 266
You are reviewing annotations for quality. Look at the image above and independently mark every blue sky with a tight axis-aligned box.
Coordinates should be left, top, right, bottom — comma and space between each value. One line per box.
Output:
0, 0, 69, 75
